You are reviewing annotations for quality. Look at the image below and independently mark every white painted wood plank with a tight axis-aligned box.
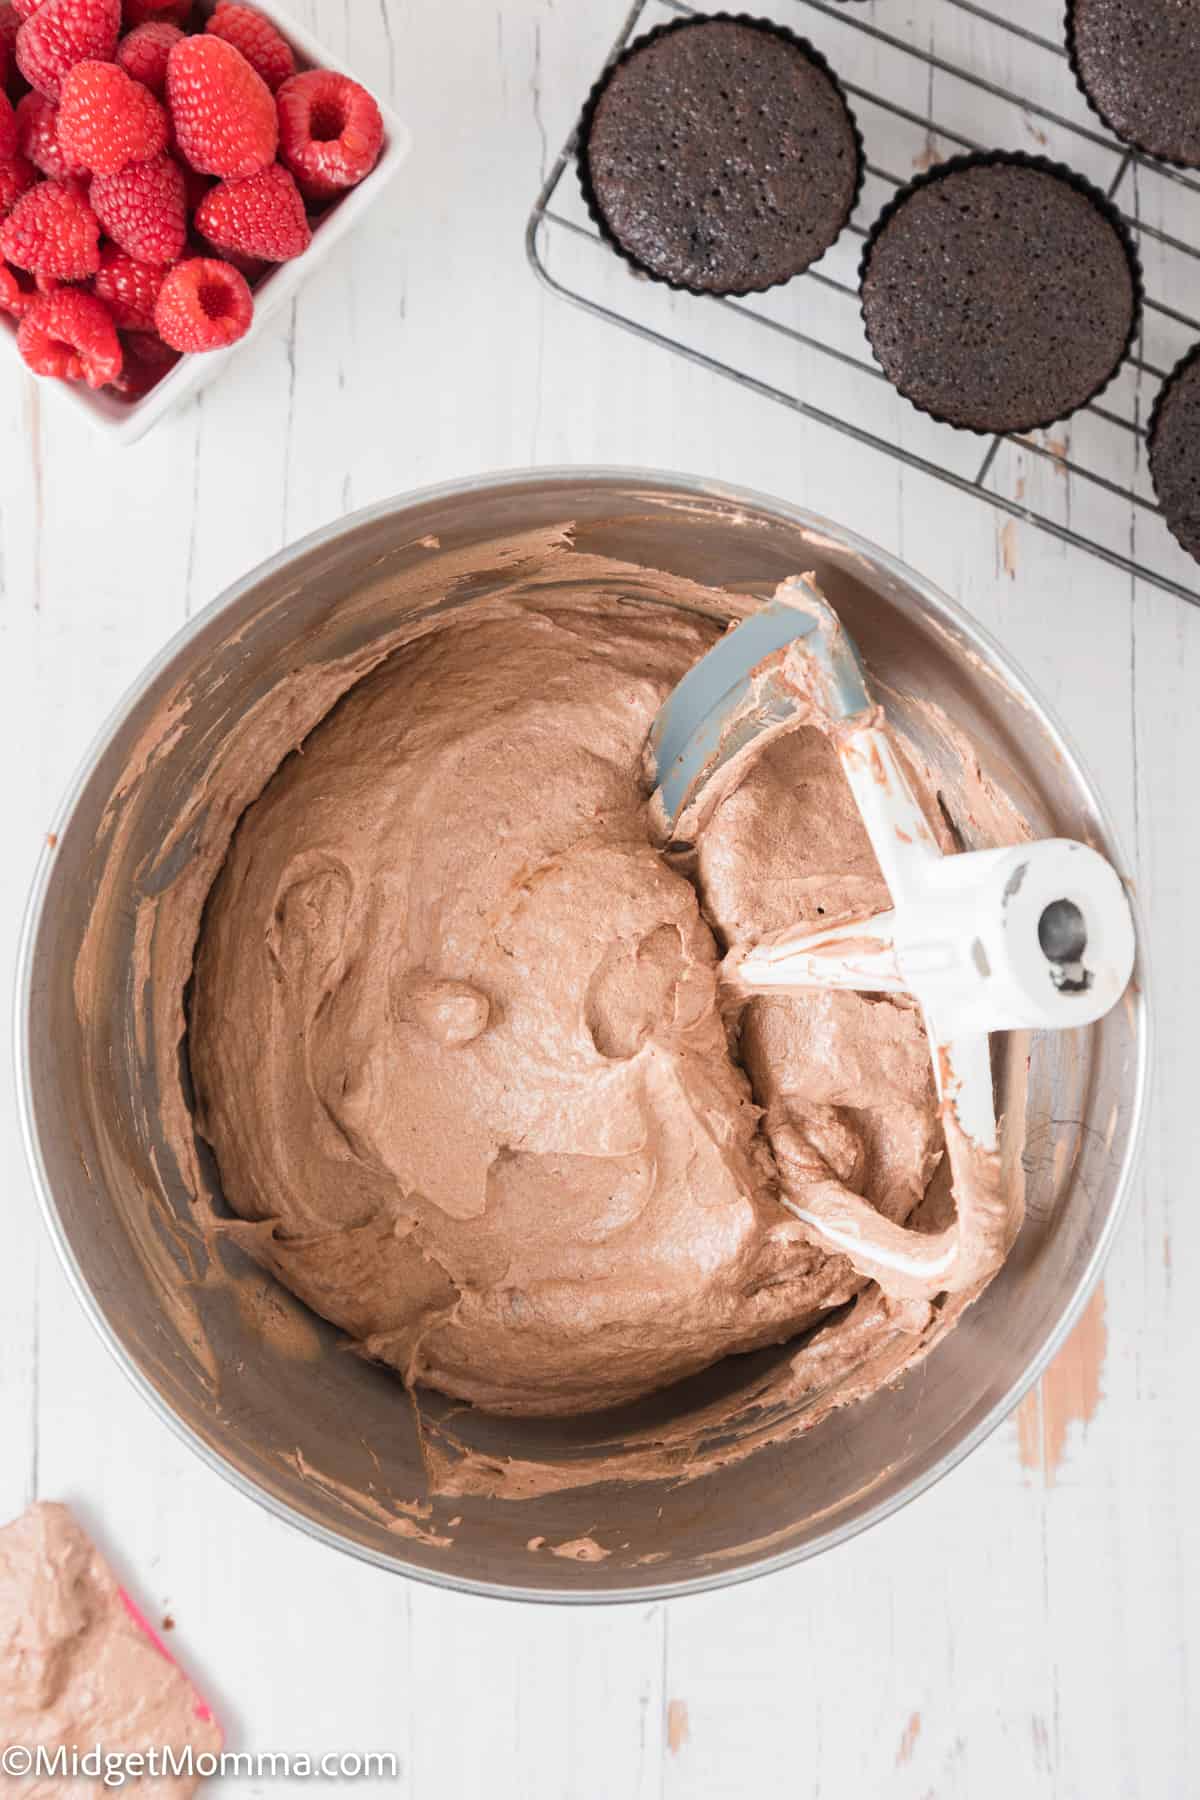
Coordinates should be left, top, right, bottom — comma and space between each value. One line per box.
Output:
0, 386, 44, 1529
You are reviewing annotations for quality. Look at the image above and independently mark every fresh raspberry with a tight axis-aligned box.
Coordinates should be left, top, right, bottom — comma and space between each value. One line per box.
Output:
0, 87, 15, 154
115, 18, 180, 96
0, 5, 19, 90
179, 158, 208, 211
15, 0, 119, 100
16, 89, 85, 176
89, 147, 183, 261
17, 284, 120, 383
213, 245, 264, 283
154, 253, 250, 350
0, 252, 46, 312
0, 256, 23, 310
195, 160, 308, 262
0, 173, 98, 274
0, 145, 34, 214
12, 0, 42, 20
91, 240, 161, 327
57, 57, 166, 173
122, 0, 189, 25
111, 324, 177, 394
166, 35, 275, 178
276, 69, 382, 200
205, 3, 291, 93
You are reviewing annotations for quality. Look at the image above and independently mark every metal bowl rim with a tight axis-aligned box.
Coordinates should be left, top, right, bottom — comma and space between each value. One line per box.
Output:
13, 463, 1154, 1604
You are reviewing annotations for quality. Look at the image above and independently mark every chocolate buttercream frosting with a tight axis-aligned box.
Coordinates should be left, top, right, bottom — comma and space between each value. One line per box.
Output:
187, 577, 1022, 1420
0, 1503, 220, 1794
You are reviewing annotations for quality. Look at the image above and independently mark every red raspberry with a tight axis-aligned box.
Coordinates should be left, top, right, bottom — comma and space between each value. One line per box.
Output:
215, 247, 264, 282
122, 0, 189, 24
89, 147, 183, 261
17, 284, 120, 383
0, 256, 23, 310
166, 35, 275, 178
195, 161, 308, 262
91, 240, 161, 327
0, 146, 34, 214
0, 7, 18, 92
15, 0, 119, 100
205, 3, 291, 93
12, 0, 41, 20
115, 18, 180, 97
111, 324, 177, 394
16, 89, 86, 176
276, 69, 382, 200
57, 57, 166, 173
179, 158, 208, 212
0, 252, 49, 312
154, 253, 250, 349
0, 87, 14, 154
0, 173, 98, 274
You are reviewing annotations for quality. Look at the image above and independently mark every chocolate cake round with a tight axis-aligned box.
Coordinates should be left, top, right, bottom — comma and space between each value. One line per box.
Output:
859, 154, 1139, 434
1069, 0, 1200, 167
1149, 345, 1200, 562
581, 16, 861, 295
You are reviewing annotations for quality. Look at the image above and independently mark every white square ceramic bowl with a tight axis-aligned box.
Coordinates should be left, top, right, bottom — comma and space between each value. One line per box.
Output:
1, 0, 411, 445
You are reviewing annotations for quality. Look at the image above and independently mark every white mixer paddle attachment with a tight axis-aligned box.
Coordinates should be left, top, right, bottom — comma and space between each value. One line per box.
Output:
647, 576, 1137, 1301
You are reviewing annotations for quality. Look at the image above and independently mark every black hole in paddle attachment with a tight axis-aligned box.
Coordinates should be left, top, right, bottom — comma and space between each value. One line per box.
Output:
1038, 898, 1088, 965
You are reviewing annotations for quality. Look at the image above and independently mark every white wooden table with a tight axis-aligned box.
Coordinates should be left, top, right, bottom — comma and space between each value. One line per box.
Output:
0, 1, 1195, 1794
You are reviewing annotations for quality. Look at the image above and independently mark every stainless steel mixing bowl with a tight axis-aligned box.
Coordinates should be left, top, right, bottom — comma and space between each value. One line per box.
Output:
16, 469, 1149, 1601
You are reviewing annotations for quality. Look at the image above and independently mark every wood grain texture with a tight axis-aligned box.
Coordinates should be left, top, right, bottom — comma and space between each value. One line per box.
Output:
0, 1, 1191, 1796
1017, 1284, 1108, 1484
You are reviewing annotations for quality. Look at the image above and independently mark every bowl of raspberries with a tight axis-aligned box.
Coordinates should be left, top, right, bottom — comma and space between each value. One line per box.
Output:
0, 0, 409, 441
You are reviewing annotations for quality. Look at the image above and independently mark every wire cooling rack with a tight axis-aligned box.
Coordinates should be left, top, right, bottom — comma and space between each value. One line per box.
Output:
527, 0, 1200, 607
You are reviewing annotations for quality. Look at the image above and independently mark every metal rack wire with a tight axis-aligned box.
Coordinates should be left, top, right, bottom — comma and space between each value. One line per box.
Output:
527, 0, 1200, 607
